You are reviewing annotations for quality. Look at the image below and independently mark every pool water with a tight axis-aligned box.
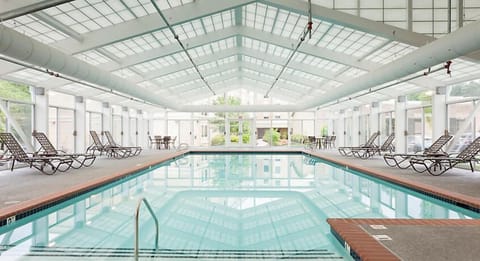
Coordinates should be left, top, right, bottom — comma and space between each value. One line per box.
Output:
0, 153, 478, 260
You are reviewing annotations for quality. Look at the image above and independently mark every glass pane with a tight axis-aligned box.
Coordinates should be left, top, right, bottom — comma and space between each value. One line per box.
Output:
0, 80, 31, 102
407, 108, 423, 153
48, 107, 58, 148
359, 115, 370, 144
178, 121, 191, 147
345, 117, 353, 146
112, 115, 122, 145
193, 120, 209, 146
129, 118, 137, 146
57, 108, 74, 153
9, 102, 33, 146
256, 119, 271, 146
0, 104, 5, 132
229, 120, 240, 145
86, 112, 102, 147
448, 102, 474, 153
424, 107, 433, 148
289, 120, 303, 146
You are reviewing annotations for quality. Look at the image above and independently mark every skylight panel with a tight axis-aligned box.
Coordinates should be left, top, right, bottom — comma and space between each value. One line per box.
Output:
365, 41, 417, 64
338, 67, 368, 78
7, 68, 50, 83
272, 10, 289, 35
74, 50, 111, 65
4, 15, 69, 44
112, 68, 138, 79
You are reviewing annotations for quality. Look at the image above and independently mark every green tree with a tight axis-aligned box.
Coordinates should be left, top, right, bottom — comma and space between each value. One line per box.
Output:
0, 80, 32, 133
0, 80, 31, 102
263, 128, 280, 145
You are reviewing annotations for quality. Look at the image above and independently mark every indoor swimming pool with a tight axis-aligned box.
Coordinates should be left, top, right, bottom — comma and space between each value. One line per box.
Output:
0, 153, 478, 260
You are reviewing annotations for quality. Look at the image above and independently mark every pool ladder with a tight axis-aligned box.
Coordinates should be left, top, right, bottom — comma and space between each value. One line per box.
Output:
134, 197, 159, 261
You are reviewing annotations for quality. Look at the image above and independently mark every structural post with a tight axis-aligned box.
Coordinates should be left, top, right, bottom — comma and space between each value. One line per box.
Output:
137, 110, 146, 148
457, 0, 463, 28
225, 118, 230, 146
74, 96, 86, 153
370, 102, 380, 134
352, 106, 360, 146
102, 102, 111, 144
33, 87, 48, 133
338, 109, 345, 147
33, 87, 48, 150
122, 106, 129, 146
432, 86, 447, 139
395, 95, 407, 153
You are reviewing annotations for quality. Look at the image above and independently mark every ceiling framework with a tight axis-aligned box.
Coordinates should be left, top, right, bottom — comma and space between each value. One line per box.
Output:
0, 0, 479, 112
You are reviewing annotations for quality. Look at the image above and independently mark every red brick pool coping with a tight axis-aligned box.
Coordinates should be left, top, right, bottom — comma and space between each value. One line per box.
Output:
0, 150, 187, 221
308, 151, 480, 210
327, 218, 480, 261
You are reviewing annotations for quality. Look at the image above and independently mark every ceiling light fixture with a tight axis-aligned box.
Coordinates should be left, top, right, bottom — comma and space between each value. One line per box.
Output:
151, 0, 216, 96
264, 0, 313, 98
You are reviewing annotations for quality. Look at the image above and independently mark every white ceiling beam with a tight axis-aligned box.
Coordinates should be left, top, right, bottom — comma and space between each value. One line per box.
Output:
0, 0, 73, 20
52, 0, 256, 54
31, 11, 83, 41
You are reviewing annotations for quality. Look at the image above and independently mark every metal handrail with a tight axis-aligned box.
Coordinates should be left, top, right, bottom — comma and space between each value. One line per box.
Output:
134, 197, 159, 261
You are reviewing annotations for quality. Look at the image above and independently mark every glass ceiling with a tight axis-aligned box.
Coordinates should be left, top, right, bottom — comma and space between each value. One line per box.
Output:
0, 0, 479, 111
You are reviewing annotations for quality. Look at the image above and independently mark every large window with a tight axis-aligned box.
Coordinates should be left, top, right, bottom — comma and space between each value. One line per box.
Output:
0, 81, 34, 146
448, 101, 475, 153
86, 112, 102, 147
49, 107, 75, 153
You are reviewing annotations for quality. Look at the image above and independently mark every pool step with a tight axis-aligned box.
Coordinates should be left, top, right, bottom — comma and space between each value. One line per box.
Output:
1, 245, 344, 259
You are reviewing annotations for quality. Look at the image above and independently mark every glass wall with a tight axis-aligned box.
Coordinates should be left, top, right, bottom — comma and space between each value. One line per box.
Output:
447, 101, 475, 153
86, 112, 102, 147
48, 107, 75, 153
129, 117, 137, 146
344, 116, 353, 146
358, 114, 370, 144
7, 102, 34, 146
112, 115, 122, 145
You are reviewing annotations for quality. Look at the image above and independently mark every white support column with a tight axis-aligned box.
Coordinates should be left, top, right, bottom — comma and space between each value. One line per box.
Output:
370, 102, 380, 134
137, 110, 146, 148
406, 0, 413, 31
457, 0, 463, 28
251, 118, 256, 146
33, 87, 48, 150
33, 87, 48, 134
122, 106, 129, 146
352, 106, 360, 146
225, 118, 230, 146
74, 96, 86, 153
338, 110, 345, 147
395, 96, 407, 153
432, 86, 447, 139
102, 102, 111, 144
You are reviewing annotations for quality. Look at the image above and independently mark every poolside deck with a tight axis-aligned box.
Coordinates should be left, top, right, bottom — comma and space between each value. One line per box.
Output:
0, 147, 479, 260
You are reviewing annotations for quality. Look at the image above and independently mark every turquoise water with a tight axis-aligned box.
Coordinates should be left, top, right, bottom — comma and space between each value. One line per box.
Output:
0, 153, 478, 260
